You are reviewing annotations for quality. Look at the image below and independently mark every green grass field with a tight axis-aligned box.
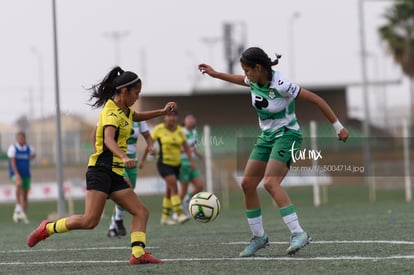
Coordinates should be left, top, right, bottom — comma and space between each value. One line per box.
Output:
1, 185, 413, 275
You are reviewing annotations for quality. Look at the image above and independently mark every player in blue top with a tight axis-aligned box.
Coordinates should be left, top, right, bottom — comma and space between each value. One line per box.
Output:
8, 131, 36, 224
199, 47, 349, 257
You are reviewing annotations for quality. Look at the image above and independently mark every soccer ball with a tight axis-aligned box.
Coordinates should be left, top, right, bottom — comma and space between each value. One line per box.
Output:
188, 192, 221, 223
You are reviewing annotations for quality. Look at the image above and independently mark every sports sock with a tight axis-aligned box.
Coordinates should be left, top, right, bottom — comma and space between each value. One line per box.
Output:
171, 195, 184, 216
161, 197, 172, 219
182, 193, 192, 211
115, 205, 125, 221
108, 215, 116, 230
46, 218, 69, 235
183, 193, 194, 207
131, 231, 146, 258
280, 205, 304, 234
245, 208, 265, 237
14, 204, 22, 213
185, 192, 192, 202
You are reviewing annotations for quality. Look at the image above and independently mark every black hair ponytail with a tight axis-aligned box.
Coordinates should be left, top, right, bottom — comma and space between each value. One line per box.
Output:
88, 66, 141, 108
240, 47, 281, 81
271, 53, 282, 66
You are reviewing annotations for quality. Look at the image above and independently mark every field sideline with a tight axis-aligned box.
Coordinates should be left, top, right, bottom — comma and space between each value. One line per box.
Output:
0, 185, 413, 274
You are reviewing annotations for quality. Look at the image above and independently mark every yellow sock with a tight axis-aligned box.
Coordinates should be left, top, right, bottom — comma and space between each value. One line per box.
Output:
46, 218, 69, 235
162, 197, 172, 219
131, 231, 146, 258
171, 195, 183, 216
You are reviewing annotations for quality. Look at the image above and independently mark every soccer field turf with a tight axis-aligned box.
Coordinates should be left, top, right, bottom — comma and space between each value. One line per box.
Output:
1, 185, 413, 275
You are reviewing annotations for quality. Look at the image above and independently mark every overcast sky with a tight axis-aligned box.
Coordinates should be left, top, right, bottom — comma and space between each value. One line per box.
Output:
0, 0, 407, 126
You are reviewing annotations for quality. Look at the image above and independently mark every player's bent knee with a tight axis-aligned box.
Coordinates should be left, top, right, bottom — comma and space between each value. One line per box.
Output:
263, 177, 282, 193
130, 205, 149, 219
82, 216, 100, 229
240, 180, 256, 193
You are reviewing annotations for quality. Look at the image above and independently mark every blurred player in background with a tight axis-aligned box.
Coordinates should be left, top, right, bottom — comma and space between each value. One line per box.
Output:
178, 113, 204, 215
149, 110, 195, 225
107, 120, 153, 237
27, 66, 176, 265
199, 47, 349, 257
8, 131, 36, 224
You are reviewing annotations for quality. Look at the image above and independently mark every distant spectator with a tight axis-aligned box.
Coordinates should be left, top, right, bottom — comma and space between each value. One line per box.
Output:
8, 131, 36, 224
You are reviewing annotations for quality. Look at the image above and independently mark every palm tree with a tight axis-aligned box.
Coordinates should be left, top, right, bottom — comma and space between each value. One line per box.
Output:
379, 0, 414, 132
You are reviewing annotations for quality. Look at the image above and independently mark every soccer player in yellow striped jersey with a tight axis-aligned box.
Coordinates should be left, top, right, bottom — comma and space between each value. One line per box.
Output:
27, 66, 177, 265
107, 120, 153, 237
199, 47, 349, 257
151, 110, 195, 225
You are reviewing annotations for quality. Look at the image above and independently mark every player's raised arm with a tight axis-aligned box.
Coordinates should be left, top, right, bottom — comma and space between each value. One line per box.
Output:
297, 88, 349, 142
133, 102, 177, 121
198, 64, 247, 86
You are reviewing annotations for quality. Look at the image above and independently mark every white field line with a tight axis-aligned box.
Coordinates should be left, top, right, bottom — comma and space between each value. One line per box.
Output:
223, 240, 414, 245
1, 246, 158, 254
1, 240, 414, 265
1, 255, 414, 266
2, 240, 413, 255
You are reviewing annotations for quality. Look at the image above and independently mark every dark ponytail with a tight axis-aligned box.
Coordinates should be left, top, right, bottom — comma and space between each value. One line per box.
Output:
88, 66, 141, 108
240, 47, 281, 81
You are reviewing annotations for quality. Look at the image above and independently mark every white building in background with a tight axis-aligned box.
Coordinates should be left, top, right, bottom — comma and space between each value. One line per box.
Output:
0, 115, 95, 166
0, 122, 17, 157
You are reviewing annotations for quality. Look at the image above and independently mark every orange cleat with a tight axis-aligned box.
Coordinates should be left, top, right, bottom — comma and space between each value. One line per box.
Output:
27, 220, 50, 247
129, 252, 163, 265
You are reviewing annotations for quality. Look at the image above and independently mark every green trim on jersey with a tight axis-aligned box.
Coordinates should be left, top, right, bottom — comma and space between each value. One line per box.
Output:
126, 121, 140, 145
180, 127, 198, 161
248, 70, 301, 135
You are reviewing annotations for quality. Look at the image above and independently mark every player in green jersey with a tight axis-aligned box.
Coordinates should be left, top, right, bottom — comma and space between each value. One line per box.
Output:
178, 113, 204, 215
199, 47, 349, 257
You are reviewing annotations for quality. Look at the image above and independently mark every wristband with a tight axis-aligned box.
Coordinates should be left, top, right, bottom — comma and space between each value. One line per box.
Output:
332, 120, 344, 134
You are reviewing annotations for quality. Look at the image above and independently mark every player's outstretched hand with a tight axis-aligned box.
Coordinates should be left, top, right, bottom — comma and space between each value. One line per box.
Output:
338, 128, 349, 142
122, 156, 136, 168
163, 102, 177, 114
198, 64, 216, 77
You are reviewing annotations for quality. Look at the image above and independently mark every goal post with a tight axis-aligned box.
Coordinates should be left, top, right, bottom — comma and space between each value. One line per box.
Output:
403, 119, 412, 202
203, 125, 213, 193
310, 120, 321, 207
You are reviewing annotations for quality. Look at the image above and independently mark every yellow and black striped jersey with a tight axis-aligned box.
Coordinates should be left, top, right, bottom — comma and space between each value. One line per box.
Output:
88, 99, 133, 175
152, 123, 186, 167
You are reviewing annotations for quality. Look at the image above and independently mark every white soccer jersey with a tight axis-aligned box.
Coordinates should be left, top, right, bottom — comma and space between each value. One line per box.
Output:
126, 121, 149, 155
245, 70, 301, 135
7, 144, 35, 158
180, 127, 198, 161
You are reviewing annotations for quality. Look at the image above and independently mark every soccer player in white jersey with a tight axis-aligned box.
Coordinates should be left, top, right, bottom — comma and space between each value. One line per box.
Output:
178, 113, 204, 214
198, 47, 349, 257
